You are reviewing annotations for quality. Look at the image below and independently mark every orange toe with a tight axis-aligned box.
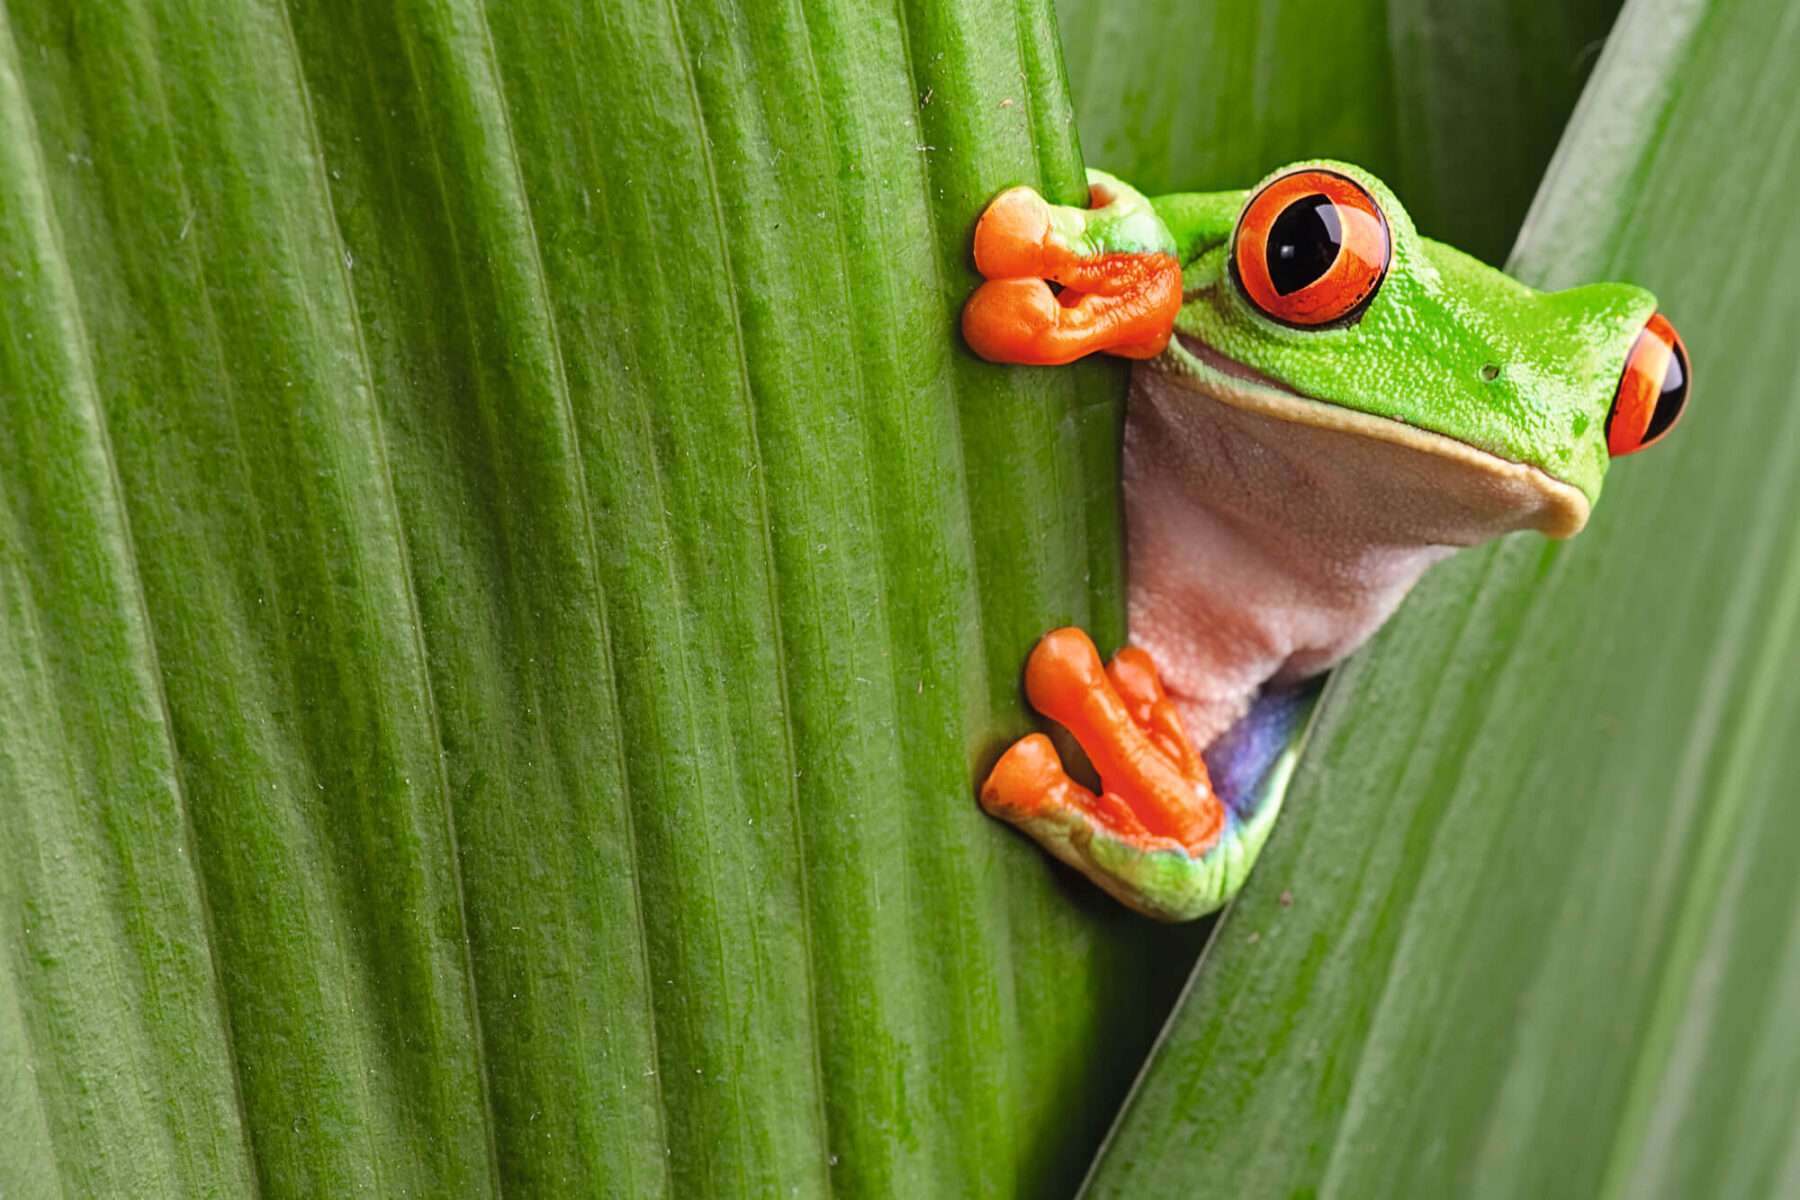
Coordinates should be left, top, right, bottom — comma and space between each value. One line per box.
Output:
1023, 627, 1111, 720
981, 733, 1066, 819
1107, 647, 1202, 777
972, 187, 1062, 279
982, 732, 1154, 843
1104, 646, 1163, 722
962, 277, 1065, 364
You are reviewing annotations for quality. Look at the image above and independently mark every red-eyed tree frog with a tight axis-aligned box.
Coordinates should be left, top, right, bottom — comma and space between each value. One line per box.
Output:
963, 162, 1689, 921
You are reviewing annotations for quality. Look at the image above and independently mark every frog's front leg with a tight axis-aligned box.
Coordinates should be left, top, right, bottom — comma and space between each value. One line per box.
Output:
984, 628, 1241, 921
962, 171, 1182, 365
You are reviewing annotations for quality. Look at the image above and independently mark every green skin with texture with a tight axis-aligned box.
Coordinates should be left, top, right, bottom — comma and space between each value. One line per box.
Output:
1105, 161, 1654, 503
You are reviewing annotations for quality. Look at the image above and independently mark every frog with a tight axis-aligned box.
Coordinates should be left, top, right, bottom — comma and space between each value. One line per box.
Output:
962, 161, 1689, 921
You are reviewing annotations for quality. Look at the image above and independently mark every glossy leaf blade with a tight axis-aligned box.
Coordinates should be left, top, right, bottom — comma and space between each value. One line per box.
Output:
0, 0, 1192, 1193
1081, 0, 1800, 1195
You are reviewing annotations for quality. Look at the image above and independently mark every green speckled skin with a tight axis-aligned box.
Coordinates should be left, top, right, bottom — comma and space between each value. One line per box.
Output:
1056, 170, 1178, 260
1155, 161, 1655, 504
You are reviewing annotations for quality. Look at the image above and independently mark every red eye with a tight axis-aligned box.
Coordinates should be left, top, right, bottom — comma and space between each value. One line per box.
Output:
1232, 170, 1391, 328
1607, 312, 1690, 456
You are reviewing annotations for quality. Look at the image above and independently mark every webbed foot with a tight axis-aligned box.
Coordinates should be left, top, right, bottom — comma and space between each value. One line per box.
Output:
961, 172, 1183, 365
983, 628, 1243, 920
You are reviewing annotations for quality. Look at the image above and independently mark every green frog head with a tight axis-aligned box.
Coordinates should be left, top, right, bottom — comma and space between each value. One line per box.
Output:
1150, 160, 1688, 536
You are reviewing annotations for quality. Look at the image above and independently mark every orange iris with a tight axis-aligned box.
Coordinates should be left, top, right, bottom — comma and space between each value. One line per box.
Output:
1232, 170, 1391, 328
1607, 312, 1690, 456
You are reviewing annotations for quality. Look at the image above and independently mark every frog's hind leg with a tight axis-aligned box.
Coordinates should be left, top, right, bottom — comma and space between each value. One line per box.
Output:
962, 172, 1182, 365
982, 629, 1240, 920
983, 630, 1320, 921
983, 628, 1224, 853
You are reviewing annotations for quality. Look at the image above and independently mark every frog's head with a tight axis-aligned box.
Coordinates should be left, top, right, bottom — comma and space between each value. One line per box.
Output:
1162, 159, 1689, 538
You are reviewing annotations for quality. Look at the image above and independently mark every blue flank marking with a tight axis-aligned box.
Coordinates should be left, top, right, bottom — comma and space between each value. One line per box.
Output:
1203, 679, 1323, 823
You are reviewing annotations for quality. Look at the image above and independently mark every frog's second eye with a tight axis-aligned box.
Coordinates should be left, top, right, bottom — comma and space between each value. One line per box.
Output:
1607, 312, 1690, 456
1232, 170, 1391, 328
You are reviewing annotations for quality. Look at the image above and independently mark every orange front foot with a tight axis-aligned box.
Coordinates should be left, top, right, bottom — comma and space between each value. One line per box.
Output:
961, 172, 1182, 365
982, 628, 1223, 858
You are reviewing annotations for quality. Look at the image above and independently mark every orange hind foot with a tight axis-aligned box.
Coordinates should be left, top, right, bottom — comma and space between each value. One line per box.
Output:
981, 628, 1222, 856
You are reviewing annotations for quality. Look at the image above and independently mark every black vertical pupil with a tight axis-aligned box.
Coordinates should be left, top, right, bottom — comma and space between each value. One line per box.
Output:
1643, 338, 1689, 443
1266, 195, 1342, 295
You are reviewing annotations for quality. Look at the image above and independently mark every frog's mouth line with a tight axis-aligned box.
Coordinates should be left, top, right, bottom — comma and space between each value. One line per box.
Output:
1168, 331, 1591, 538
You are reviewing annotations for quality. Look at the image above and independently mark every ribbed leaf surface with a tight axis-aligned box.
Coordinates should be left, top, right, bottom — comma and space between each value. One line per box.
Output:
0, 1, 1192, 1194
1082, 0, 1800, 1195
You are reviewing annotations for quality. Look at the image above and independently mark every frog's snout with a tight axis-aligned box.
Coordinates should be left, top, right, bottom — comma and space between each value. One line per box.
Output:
1607, 312, 1690, 456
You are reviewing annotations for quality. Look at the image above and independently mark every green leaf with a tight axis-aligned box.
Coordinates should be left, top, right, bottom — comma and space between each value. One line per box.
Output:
0, 0, 1195, 1194
1081, 0, 1800, 1196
